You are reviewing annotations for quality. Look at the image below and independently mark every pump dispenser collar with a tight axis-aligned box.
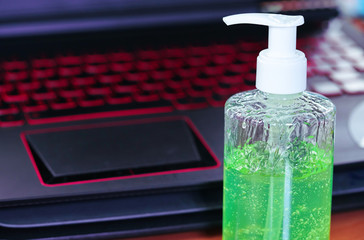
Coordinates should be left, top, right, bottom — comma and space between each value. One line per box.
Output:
223, 13, 307, 95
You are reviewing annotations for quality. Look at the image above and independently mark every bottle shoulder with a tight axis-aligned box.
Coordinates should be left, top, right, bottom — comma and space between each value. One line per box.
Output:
225, 89, 336, 122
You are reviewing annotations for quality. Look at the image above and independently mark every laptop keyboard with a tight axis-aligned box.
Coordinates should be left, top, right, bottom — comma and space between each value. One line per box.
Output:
0, 22, 364, 127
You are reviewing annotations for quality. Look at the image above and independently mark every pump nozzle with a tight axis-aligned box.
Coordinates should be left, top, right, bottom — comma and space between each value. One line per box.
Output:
223, 13, 303, 57
223, 13, 307, 94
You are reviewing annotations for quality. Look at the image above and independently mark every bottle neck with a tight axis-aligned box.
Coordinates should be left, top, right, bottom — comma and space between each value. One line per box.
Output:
257, 89, 303, 105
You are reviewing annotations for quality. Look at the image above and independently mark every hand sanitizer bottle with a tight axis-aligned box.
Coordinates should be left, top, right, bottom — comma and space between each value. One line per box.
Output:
222, 13, 336, 240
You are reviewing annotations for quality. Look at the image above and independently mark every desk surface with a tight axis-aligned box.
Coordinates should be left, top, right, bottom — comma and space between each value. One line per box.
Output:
126, 209, 364, 240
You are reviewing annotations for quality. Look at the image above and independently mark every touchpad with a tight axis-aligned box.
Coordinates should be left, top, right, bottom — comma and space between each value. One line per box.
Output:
25, 117, 218, 185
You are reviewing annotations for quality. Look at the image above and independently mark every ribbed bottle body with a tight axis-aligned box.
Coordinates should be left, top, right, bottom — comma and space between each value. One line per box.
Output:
223, 89, 336, 240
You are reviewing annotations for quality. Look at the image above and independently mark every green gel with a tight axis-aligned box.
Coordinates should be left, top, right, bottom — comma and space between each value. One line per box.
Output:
223, 141, 333, 240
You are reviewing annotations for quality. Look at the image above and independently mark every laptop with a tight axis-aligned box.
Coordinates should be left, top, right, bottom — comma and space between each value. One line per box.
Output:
0, 0, 364, 238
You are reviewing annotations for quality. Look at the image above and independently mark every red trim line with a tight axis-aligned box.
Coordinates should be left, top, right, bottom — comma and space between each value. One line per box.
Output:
25, 106, 174, 125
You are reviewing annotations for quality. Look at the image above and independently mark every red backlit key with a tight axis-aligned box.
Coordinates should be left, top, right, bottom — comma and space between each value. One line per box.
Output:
50, 99, 77, 110
78, 96, 105, 108
3, 61, 27, 71
106, 93, 132, 105
138, 50, 159, 60
110, 62, 134, 72
0, 103, 19, 115
134, 90, 160, 102
162, 58, 184, 69
3, 91, 28, 103
59, 66, 82, 77
124, 72, 148, 82
164, 48, 185, 58
161, 88, 186, 100
4, 71, 28, 82
32, 58, 56, 68
84, 54, 107, 64
98, 73, 122, 84
17, 81, 42, 91
84, 64, 108, 74
71, 76, 95, 87
136, 60, 159, 71
150, 70, 173, 81
22, 101, 48, 113
59, 88, 85, 98
45, 78, 69, 89
0, 83, 14, 93
0, 114, 24, 127
109, 52, 134, 62
86, 86, 112, 96
57, 55, 82, 66
32, 89, 57, 101
31, 68, 56, 79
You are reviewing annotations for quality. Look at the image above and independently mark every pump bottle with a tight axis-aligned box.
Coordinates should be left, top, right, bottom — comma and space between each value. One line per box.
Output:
222, 13, 336, 240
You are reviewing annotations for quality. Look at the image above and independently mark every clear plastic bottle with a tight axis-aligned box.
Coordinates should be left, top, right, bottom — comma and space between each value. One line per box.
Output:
222, 14, 336, 240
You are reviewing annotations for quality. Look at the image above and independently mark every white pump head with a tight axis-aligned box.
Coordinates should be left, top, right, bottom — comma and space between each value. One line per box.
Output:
223, 13, 307, 94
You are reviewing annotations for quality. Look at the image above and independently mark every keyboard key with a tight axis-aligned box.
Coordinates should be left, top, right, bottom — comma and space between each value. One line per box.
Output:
140, 82, 164, 91
136, 60, 159, 71
0, 103, 19, 115
176, 68, 199, 79
59, 88, 85, 98
50, 99, 77, 110
138, 50, 160, 60
163, 48, 185, 58
57, 55, 82, 66
45, 78, 69, 89
71, 76, 95, 87
212, 44, 235, 55
342, 80, 364, 95
3, 61, 27, 71
187, 56, 210, 67
32, 58, 56, 68
310, 81, 342, 97
27, 101, 173, 125
0, 114, 24, 127
59, 66, 82, 77
236, 52, 257, 62
173, 96, 208, 110
187, 46, 210, 56
114, 82, 138, 93
84, 54, 107, 64
354, 61, 364, 72
98, 73, 122, 84
4, 71, 28, 82
86, 86, 112, 96
78, 96, 105, 108
162, 58, 184, 69
161, 87, 186, 100
188, 86, 212, 98
105, 93, 132, 105
110, 62, 134, 72
208, 93, 230, 107
109, 52, 134, 62
22, 100, 48, 113
203, 65, 225, 76
212, 54, 235, 65
84, 64, 108, 74
0, 83, 14, 93
3, 91, 28, 103
17, 81, 42, 91
31, 68, 56, 79
124, 72, 148, 82
329, 70, 361, 84
134, 90, 160, 102
150, 70, 173, 81
32, 88, 57, 101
